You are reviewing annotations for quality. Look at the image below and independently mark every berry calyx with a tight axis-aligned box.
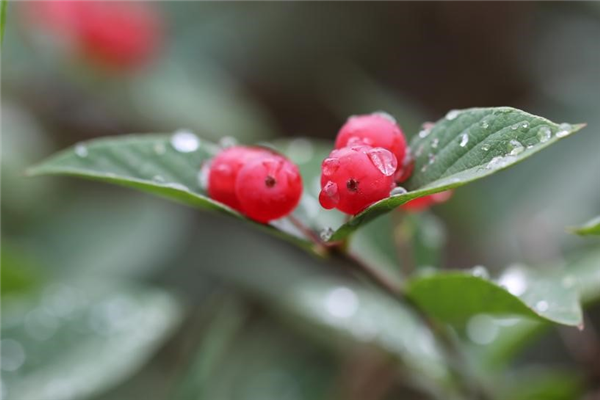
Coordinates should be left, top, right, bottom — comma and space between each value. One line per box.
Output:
401, 191, 453, 213
207, 146, 272, 211
235, 157, 303, 223
335, 113, 407, 177
319, 146, 397, 215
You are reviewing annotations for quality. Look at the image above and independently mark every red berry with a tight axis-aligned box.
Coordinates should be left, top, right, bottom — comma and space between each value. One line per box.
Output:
401, 191, 453, 213
24, 1, 162, 72
335, 113, 407, 175
235, 157, 303, 223
79, 2, 162, 71
319, 146, 397, 215
207, 146, 272, 211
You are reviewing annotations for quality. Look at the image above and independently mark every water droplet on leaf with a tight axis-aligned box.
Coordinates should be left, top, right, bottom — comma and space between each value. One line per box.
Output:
446, 109, 460, 120
153, 143, 166, 155
171, 130, 200, 153
74, 144, 88, 158
556, 123, 572, 138
390, 186, 407, 196
325, 287, 359, 318
537, 126, 552, 143
459, 132, 469, 147
508, 139, 524, 156
471, 265, 490, 279
535, 300, 549, 312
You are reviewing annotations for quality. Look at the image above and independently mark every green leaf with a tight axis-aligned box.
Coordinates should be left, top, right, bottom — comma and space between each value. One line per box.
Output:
568, 215, 600, 236
405, 267, 582, 326
205, 256, 452, 388
472, 250, 600, 370
27, 134, 313, 250
1, 281, 181, 400
330, 107, 585, 241
568, 248, 600, 304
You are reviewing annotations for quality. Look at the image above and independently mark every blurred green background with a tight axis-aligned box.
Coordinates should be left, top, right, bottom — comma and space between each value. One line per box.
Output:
2, 2, 600, 400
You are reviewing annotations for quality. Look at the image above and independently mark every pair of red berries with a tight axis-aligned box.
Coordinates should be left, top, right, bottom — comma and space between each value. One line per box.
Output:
23, 1, 162, 72
206, 146, 303, 223
319, 113, 411, 215
318, 113, 451, 215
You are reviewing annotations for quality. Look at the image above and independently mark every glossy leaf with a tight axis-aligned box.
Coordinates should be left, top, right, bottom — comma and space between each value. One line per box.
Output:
1, 281, 181, 400
330, 107, 585, 241
569, 215, 600, 236
27, 134, 313, 250
405, 267, 582, 326
474, 250, 600, 370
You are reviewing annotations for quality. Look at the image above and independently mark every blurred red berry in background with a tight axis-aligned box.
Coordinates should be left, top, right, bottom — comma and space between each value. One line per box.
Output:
401, 190, 453, 213
22, 1, 163, 72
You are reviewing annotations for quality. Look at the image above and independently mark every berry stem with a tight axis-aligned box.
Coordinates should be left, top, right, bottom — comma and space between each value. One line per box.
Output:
287, 215, 325, 248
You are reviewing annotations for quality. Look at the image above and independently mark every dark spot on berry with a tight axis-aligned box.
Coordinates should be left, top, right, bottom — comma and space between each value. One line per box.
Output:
265, 175, 276, 188
346, 178, 359, 192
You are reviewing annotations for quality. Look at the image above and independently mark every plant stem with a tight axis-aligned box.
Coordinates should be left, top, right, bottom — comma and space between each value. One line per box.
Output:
340, 247, 494, 400
392, 212, 416, 275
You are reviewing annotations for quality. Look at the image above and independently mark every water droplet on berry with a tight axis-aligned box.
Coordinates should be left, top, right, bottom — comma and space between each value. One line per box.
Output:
171, 130, 200, 153
372, 111, 396, 123
535, 300, 549, 312
322, 157, 340, 176
390, 186, 407, 196
446, 110, 460, 120
154, 143, 166, 155
459, 133, 469, 147
320, 227, 334, 241
471, 265, 490, 279
537, 126, 552, 143
367, 148, 397, 176
556, 123, 572, 138
74, 144, 88, 158
322, 181, 340, 204
152, 175, 165, 183
508, 139, 524, 156
325, 287, 359, 318
431, 138, 439, 148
